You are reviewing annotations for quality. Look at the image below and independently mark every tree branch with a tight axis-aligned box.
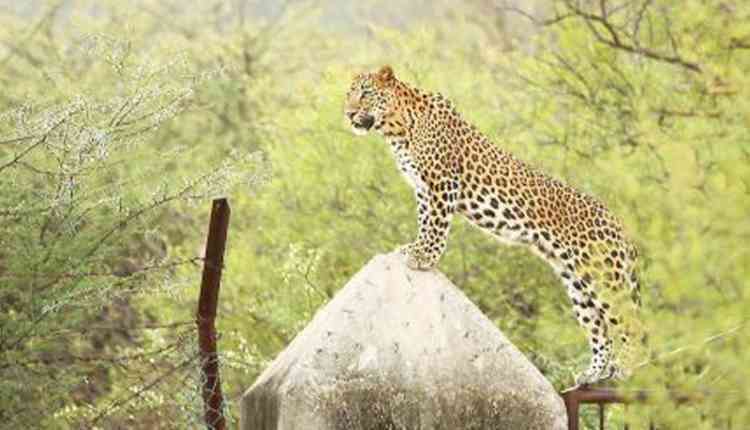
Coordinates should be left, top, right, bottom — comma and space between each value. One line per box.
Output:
561, 0, 703, 73
500, 4, 575, 27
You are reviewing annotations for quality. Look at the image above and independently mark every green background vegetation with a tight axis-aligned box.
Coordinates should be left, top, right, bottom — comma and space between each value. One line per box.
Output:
0, 0, 748, 428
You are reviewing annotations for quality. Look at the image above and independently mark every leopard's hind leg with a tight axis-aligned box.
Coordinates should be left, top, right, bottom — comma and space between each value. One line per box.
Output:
560, 271, 618, 385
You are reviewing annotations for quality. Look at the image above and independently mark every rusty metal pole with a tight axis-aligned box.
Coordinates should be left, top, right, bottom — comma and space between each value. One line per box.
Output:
197, 198, 231, 430
562, 389, 581, 430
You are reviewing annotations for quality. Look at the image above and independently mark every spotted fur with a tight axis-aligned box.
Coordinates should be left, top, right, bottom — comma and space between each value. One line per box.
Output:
345, 65, 642, 385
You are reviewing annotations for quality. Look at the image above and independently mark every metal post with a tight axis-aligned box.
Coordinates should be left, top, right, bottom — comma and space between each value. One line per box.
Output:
562, 389, 580, 430
197, 198, 231, 430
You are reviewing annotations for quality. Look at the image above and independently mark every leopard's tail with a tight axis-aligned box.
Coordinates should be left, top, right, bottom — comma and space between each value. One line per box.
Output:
614, 268, 648, 375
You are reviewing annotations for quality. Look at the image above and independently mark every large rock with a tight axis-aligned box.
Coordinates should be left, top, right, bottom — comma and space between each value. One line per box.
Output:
241, 252, 566, 429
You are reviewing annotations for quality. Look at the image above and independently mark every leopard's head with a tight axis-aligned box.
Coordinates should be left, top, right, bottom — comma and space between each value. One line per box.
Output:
344, 65, 398, 136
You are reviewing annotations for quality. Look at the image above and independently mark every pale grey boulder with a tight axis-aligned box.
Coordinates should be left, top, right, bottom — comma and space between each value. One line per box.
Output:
241, 252, 566, 430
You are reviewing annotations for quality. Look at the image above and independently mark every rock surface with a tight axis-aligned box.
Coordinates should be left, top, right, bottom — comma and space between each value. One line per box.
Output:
241, 252, 566, 430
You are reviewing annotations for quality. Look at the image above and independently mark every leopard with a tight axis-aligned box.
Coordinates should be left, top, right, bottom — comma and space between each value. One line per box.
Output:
344, 65, 643, 386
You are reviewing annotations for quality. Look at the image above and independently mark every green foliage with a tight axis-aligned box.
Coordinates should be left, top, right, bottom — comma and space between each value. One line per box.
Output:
0, 1, 265, 427
1, 1, 748, 428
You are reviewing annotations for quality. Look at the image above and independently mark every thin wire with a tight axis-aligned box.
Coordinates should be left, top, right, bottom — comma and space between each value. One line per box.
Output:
635, 320, 746, 369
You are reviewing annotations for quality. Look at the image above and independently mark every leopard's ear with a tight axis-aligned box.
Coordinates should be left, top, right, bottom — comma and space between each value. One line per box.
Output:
375, 65, 395, 84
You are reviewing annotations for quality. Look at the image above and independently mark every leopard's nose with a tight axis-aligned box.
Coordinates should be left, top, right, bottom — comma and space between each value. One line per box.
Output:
359, 114, 374, 129
345, 110, 357, 120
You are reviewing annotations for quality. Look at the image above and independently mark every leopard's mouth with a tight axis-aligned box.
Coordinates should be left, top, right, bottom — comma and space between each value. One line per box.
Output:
351, 114, 375, 133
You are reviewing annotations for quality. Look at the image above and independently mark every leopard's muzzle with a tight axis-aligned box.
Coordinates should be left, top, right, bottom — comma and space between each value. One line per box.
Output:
346, 111, 375, 134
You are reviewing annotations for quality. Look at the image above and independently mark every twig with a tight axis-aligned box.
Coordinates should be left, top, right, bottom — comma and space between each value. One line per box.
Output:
636, 321, 746, 369
501, 4, 575, 26
0, 134, 48, 173
0, 257, 203, 281
88, 357, 196, 427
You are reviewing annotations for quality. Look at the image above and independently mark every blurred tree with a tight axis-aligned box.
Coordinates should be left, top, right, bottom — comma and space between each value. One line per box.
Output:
0, 1, 266, 428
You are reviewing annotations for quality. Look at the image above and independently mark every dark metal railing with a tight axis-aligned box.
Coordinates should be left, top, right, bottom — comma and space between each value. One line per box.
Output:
562, 386, 650, 430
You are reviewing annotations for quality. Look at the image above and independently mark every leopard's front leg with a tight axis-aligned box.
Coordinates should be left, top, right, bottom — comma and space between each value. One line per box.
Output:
399, 178, 457, 270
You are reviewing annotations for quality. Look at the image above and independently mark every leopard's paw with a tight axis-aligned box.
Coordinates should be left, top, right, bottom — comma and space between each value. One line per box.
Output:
397, 242, 415, 256
396, 243, 436, 271
575, 364, 618, 386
